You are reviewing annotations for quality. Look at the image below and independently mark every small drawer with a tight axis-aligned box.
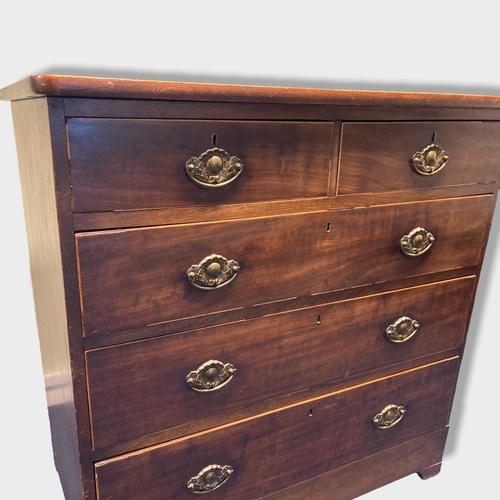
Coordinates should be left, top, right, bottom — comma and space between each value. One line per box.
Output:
67, 119, 334, 212
76, 195, 492, 335
86, 277, 473, 450
338, 121, 500, 194
94, 357, 460, 500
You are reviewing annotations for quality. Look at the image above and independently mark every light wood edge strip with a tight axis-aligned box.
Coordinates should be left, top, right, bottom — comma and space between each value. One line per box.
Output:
85, 275, 475, 354
1, 75, 500, 107
73, 184, 496, 232
82, 270, 479, 350
94, 356, 459, 467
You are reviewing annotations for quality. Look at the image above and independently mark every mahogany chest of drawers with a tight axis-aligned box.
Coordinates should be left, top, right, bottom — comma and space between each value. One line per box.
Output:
1, 75, 499, 500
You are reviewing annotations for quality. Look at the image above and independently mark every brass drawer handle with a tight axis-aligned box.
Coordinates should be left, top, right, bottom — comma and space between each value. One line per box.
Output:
373, 404, 406, 429
186, 360, 236, 392
187, 464, 234, 494
187, 254, 240, 290
411, 143, 449, 176
186, 147, 243, 188
400, 227, 435, 257
385, 316, 420, 343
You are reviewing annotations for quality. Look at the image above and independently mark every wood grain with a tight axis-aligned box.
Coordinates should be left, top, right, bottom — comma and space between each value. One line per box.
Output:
72, 182, 496, 232
338, 122, 500, 194
76, 195, 493, 335
262, 429, 449, 500
3, 75, 499, 500
62, 97, 500, 121
94, 357, 460, 500
10, 98, 92, 500
67, 119, 334, 212
86, 277, 473, 450
1, 74, 500, 108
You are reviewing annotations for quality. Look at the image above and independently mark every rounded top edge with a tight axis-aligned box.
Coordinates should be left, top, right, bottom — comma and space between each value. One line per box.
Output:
0, 73, 499, 107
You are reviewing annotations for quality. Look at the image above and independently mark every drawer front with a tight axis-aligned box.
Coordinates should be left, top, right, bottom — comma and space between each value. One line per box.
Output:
338, 122, 500, 194
94, 357, 460, 500
77, 195, 492, 335
86, 277, 473, 450
67, 119, 334, 212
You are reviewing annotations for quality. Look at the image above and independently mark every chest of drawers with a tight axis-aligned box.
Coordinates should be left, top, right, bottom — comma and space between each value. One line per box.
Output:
1, 74, 499, 500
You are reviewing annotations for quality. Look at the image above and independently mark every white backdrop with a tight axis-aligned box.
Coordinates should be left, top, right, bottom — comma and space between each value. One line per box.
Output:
1, 2, 499, 499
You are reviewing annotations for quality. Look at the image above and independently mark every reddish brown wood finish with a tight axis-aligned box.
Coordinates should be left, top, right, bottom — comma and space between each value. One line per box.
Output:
10, 98, 93, 500
417, 463, 443, 480
338, 122, 500, 194
62, 97, 500, 122
1, 74, 500, 108
72, 182, 496, 232
77, 195, 492, 335
2, 74, 500, 500
262, 429, 449, 500
67, 119, 334, 212
86, 277, 473, 451
94, 358, 459, 500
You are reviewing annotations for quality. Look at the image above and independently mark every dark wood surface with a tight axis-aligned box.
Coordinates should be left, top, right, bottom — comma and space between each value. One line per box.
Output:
62, 97, 500, 121
2, 74, 500, 108
86, 277, 473, 451
338, 122, 500, 194
262, 429, 449, 500
77, 195, 492, 335
3, 76, 500, 500
73, 183, 496, 232
10, 98, 93, 500
67, 119, 334, 212
94, 358, 459, 500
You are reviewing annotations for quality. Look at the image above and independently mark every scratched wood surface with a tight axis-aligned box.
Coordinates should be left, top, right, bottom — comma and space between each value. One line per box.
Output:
338, 121, 500, 194
10, 98, 93, 500
94, 358, 459, 500
2, 74, 500, 108
76, 195, 492, 335
67, 119, 335, 212
86, 277, 473, 451
262, 429, 449, 500
2, 74, 500, 500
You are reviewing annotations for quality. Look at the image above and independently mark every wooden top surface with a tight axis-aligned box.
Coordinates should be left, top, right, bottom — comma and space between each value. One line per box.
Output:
1, 74, 500, 107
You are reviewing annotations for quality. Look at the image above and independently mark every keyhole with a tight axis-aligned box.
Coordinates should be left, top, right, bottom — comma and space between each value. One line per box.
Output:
326, 222, 331, 233
309, 409, 314, 417
316, 315, 322, 325
432, 132, 436, 142
211, 134, 218, 146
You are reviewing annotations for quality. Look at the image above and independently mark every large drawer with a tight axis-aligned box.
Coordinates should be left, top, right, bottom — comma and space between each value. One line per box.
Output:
86, 277, 473, 450
94, 357, 460, 500
67, 119, 334, 212
338, 121, 500, 194
76, 195, 492, 335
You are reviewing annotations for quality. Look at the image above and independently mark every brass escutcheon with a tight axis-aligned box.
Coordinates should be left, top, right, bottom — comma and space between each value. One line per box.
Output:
385, 316, 420, 343
411, 143, 449, 176
185, 147, 243, 188
186, 360, 236, 392
187, 254, 240, 290
373, 404, 406, 429
187, 464, 234, 494
400, 227, 435, 257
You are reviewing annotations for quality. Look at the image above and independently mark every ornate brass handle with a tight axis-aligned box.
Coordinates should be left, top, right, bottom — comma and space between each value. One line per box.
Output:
186, 147, 243, 188
186, 360, 236, 392
400, 227, 435, 257
187, 464, 234, 494
411, 143, 449, 176
385, 316, 420, 343
187, 254, 240, 290
373, 404, 406, 429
